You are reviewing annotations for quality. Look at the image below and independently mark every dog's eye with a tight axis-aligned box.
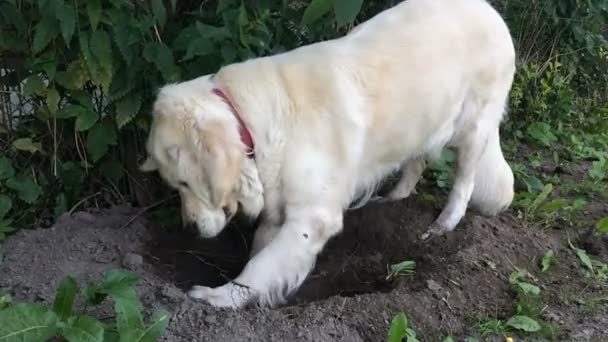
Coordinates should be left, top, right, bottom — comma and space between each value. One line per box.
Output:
179, 181, 189, 189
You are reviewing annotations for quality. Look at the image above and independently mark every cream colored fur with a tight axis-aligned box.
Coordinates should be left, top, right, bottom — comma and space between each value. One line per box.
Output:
141, 0, 516, 308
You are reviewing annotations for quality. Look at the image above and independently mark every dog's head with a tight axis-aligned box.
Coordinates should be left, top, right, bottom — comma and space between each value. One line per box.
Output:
140, 77, 264, 238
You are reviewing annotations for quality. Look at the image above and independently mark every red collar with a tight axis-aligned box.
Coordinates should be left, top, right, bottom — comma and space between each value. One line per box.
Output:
211, 88, 255, 158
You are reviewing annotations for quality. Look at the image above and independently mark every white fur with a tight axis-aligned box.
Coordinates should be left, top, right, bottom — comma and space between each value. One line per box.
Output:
143, 0, 516, 308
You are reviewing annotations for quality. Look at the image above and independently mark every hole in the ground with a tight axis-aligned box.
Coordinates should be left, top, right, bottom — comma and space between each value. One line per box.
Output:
145, 193, 474, 305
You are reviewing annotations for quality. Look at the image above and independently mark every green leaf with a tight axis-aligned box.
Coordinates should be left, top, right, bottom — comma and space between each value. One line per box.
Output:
506, 315, 541, 332
526, 122, 558, 146
541, 250, 554, 272
517, 282, 541, 296
32, 16, 58, 53
388, 312, 408, 342
23, 75, 46, 97
87, 0, 102, 31
46, 88, 60, 113
0, 303, 58, 342
75, 109, 99, 132
115, 92, 142, 129
61, 315, 104, 342
527, 183, 553, 215
87, 122, 118, 162
12, 138, 42, 154
56, 104, 86, 119
0, 294, 11, 310
0, 195, 12, 219
90, 30, 113, 91
0, 219, 15, 240
99, 160, 125, 184
143, 42, 180, 82
56, 60, 88, 90
576, 249, 594, 272
0, 158, 16, 180
442, 337, 455, 342
302, 0, 332, 25
5, 176, 43, 204
98, 270, 140, 297
124, 309, 170, 342
597, 217, 608, 233
57, 3, 76, 44
333, 0, 363, 27
182, 38, 214, 61
152, 0, 167, 28
53, 276, 78, 321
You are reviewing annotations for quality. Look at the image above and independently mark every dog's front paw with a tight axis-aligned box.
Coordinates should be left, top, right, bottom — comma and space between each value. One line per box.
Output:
188, 283, 253, 308
420, 221, 451, 242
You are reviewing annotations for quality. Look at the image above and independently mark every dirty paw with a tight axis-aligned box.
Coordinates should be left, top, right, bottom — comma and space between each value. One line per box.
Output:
420, 222, 452, 242
188, 283, 253, 308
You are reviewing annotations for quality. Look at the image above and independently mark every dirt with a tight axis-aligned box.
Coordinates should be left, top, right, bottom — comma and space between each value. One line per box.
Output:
1, 177, 607, 341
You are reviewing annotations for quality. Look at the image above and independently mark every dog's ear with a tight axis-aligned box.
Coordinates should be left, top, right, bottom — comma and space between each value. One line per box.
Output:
139, 157, 158, 172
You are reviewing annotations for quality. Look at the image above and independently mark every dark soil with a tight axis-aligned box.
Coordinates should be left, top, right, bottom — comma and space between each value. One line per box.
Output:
1, 173, 607, 341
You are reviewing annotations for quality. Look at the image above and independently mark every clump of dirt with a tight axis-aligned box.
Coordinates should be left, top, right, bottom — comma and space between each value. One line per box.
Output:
1, 191, 607, 341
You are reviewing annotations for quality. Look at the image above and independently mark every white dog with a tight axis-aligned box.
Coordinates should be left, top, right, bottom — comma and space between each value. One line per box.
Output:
140, 0, 516, 308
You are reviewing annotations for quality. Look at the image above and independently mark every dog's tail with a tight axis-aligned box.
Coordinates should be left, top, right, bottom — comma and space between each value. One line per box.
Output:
470, 126, 514, 216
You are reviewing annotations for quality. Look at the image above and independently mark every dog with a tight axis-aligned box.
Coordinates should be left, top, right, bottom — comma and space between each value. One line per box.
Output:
140, 0, 516, 309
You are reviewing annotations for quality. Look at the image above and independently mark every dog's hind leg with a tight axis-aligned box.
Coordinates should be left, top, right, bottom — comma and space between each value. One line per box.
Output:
420, 101, 505, 241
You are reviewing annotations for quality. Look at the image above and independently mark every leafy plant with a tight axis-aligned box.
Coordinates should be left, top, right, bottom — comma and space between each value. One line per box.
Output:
386, 260, 416, 281
0, 269, 169, 342
540, 250, 555, 273
388, 312, 419, 342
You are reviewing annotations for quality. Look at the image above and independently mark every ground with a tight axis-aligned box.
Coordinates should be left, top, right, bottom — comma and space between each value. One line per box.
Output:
1, 157, 607, 341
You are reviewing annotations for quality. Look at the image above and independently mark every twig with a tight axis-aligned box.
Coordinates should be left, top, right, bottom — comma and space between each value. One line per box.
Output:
117, 195, 177, 230
68, 192, 101, 215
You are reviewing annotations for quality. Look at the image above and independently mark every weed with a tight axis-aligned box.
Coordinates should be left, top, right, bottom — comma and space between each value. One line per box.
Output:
386, 260, 416, 281
388, 312, 419, 342
0, 269, 169, 341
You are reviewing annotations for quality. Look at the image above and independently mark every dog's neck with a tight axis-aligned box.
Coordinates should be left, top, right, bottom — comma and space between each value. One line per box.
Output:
211, 87, 255, 158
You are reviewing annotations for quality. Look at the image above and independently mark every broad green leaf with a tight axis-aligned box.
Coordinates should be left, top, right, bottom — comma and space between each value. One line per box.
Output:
541, 250, 554, 272
526, 122, 558, 146
388, 312, 408, 342
506, 315, 541, 332
597, 217, 608, 233
98, 270, 139, 297
23, 75, 46, 96
47, 88, 60, 113
61, 315, 104, 342
0, 3, 26, 34
87, 122, 118, 162
152, 0, 167, 28
87, 0, 102, 31
0, 158, 15, 180
302, 0, 332, 25
75, 109, 99, 132
517, 282, 541, 296
0, 303, 58, 342
12, 138, 42, 154
0, 195, 12, 219
123, 309, 170, 342
90, 30, 113, 91
56, 60, 88, 90
57, 3, 76, 44
442, 337, 455, 342
115, 92, 142, 129
56, 104, 86, 119
527, 183, 553, 215
143, 42, 180, 82
0, 219, 15, 240
333, 0, 364, 27
576, 249, 594, 272
5, 176, 43, 204
540, 199, 568, 213
182, 38, 214, 61
113, 291, 144, 336
53, 276, 78, 321
32, 16, 58, 53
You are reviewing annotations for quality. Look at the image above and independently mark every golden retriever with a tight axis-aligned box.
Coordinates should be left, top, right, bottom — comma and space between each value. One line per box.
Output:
140, 0, 516, 308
